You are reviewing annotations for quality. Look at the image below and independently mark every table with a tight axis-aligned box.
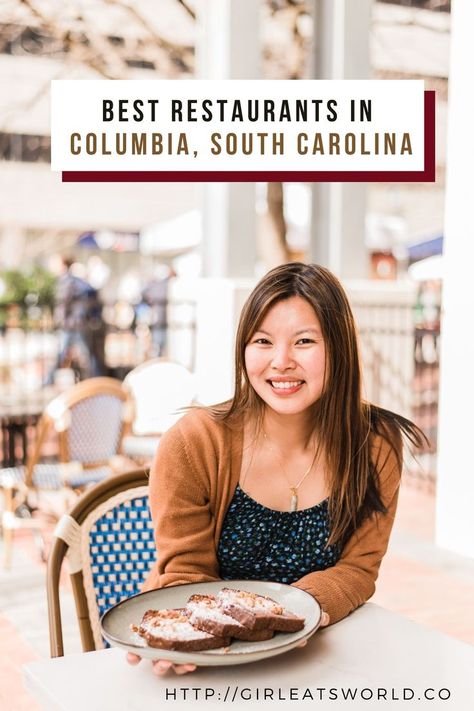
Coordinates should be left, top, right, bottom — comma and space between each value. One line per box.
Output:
0, 387, 57, 466
23, 604, 474, 710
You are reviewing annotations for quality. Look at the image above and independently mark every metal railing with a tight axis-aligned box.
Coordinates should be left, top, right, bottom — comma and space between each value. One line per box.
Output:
0, 299, 197, 467
352, 298, 439, 489
0, 296, 439, 486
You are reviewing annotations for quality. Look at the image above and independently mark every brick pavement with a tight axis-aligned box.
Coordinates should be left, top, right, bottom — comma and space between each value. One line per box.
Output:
0, 616, 40, 711
1, 482, 473, 710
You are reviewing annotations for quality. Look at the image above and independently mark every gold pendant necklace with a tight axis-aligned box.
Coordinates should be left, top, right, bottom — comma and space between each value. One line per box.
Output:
290, 487, 299, 513
263, 432, 316, 512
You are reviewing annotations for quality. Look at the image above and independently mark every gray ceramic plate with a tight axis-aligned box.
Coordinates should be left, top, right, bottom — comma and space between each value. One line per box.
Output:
101, 580, 321, 666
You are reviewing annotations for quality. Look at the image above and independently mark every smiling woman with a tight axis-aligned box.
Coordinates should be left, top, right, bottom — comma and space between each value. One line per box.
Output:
133, 262, 426, 676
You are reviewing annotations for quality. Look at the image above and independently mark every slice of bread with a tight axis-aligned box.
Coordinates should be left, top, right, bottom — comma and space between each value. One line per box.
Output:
217, 588, 305, 632
132, 608, 230, 652
186, 594, 274, 642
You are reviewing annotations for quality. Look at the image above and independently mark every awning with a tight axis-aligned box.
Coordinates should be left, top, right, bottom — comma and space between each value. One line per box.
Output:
77, 231, 139, 252
407, 235, 443, 262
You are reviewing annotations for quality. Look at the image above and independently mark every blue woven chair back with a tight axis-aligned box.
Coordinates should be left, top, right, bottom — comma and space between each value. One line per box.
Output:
88, 493, 156, 622
68, 394, 124, 464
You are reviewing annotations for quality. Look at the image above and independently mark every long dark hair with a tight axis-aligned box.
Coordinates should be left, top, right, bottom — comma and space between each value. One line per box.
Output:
209, 262, 426, 545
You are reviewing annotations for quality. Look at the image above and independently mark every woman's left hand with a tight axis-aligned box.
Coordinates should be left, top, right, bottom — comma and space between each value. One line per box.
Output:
319, 611, 330, 627
297, 611, 330, 648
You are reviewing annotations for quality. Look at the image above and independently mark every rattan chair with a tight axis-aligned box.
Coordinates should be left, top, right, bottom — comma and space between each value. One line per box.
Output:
0, 377, 134, 568
47, 468, 155, 657
122, 359, 196, 460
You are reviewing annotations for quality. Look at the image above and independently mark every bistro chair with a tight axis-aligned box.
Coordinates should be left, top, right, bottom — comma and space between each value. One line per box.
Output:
122, 359, 196, 461
47, 468, 154, 657
0, 377, 134, 568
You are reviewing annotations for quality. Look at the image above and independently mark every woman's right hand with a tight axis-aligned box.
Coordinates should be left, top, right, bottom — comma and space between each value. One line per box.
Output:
126, 652, 197, 676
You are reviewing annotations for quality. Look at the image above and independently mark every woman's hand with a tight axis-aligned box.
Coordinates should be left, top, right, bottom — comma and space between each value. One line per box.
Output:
319, 611, 330, 627
126, 652, 197, 676
296, 611, 330, 648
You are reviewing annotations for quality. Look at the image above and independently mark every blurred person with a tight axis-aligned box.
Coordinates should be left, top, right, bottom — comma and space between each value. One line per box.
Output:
128, 262, 426, 675
47, 256, 106, 382
137, 265, 174, 358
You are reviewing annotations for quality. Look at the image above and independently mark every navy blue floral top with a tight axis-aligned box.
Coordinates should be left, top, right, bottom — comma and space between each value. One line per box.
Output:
217, 484, 342, 585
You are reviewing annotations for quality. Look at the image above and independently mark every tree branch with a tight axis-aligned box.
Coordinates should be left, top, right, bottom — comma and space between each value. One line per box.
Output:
176, 0, 196, 20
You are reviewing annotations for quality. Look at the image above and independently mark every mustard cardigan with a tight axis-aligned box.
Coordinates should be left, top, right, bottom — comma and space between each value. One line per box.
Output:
143, 408, 401, 625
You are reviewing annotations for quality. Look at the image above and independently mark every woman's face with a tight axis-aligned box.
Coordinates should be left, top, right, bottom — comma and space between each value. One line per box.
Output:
244, 296, 326, 418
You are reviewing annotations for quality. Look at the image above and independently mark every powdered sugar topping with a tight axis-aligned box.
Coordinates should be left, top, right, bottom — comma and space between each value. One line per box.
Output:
187, 594, 243, 626
140, 611, 213, 641
218, 588, 284, 615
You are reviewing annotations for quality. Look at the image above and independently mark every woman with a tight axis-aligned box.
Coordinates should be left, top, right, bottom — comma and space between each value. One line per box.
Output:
128, 262, 425, 675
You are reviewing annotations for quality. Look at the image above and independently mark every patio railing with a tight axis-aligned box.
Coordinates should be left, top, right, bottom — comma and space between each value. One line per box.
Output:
352, 299, 439, 489
0, 292, 439, 487
0, 299, 197, 467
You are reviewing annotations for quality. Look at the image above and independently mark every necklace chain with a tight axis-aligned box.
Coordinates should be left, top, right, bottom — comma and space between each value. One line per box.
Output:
263, 431, 317, 512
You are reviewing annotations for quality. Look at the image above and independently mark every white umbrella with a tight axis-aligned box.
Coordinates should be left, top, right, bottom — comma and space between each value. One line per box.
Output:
408, 254, 443, 281
140, 210, 202, 258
